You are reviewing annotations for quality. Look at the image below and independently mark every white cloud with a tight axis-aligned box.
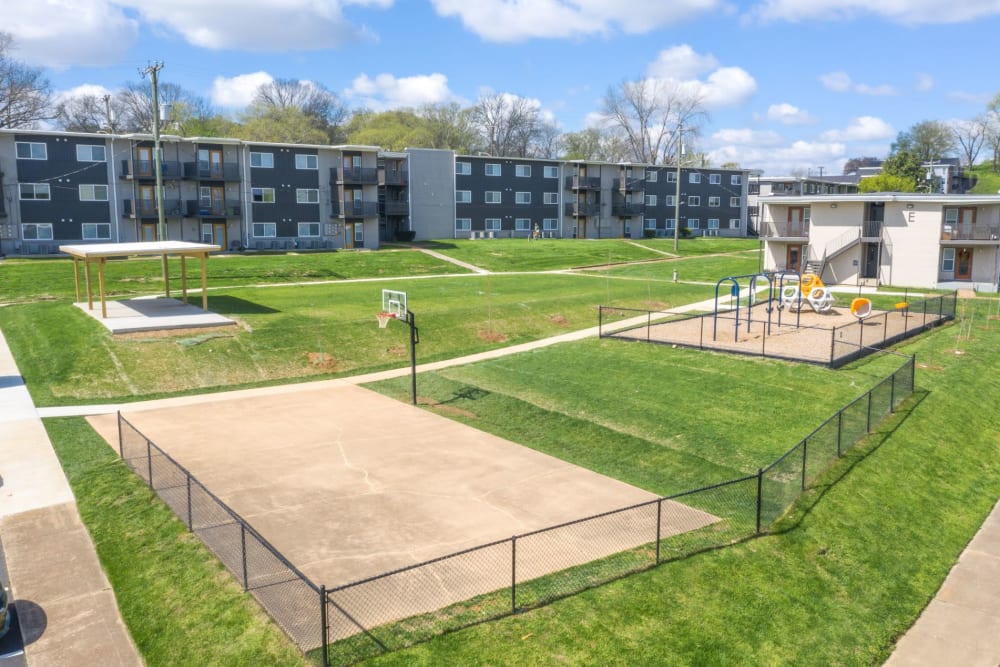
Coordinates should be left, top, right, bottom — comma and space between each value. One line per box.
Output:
820, 116, 895, 142
430, 0, 726, 42
345, 73, 457, 110
647, 45, 719, 80
916, 73, 934, 92
53, 84, 115, 105
708, 140, 847, 177
745, 0, 1000, 25
820, 71, 897, 96
948, 90, 992, 104
711, 128, 785, 146
766, 103, 815, 125
211, 72, 274, 108
643, 46, 757, 109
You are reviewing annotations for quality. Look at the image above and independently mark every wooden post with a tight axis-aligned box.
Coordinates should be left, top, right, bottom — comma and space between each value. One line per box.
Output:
98, 258, 107, 318
200, 253, 209, 311
72, 258, 82, 303
180, 255, 188, 304
85, 259, 94, 310
163, 253, 170, 298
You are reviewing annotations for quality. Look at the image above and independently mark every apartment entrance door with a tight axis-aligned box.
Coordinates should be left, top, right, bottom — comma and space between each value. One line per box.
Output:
956, 248, 973, 280
140, 223, 158, 241
202, 222, 226, 248
788, 207, 807, 236
786, 245, 803, 272
136, 146, 153, 177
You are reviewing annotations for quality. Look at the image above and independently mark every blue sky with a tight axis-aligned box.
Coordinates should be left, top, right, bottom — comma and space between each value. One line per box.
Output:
6, 1, 1000, 175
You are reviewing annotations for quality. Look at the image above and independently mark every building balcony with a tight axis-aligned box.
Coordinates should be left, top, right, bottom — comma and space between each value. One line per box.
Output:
339, 201, 378, 218
613, 177, 645, 192
121, 159, 182, 180
565, 175, 601, 191
183, 161, 241, 181
382, 201, 409, 216
611, 203, 645, 217
564, 202, 601, 217
185, 200, 241, 217
941, 223, 1000, 243
123, 198, 183, 218
380, 169, 409, 186
861, 219, 882, 240
331, 167, 379, 185
760, 221, 809, 240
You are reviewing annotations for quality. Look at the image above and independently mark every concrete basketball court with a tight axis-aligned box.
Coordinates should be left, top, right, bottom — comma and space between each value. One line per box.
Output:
86, 383, 717, 591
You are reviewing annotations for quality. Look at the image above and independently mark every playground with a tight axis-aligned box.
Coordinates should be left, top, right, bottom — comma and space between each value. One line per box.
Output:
602, 272, 957, 367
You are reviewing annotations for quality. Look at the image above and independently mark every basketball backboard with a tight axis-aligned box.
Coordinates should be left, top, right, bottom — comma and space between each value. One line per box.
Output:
381, 289, 408, 321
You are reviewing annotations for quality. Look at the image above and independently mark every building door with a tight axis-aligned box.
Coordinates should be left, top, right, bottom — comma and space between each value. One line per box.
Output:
786, 245, 802, 272
957, 207, 977, 238
208, 149, 223, 179
788, 207, 806, 236
202, 222, 226, 248
136, 146, 153, 178
140, 223, 158, 241
345, 223, 355, 249
956, 247, 973, 280
139, 185, 155, 217
862, 243, 880, 279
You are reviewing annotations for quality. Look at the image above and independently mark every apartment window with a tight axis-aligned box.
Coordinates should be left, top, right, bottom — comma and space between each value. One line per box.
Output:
729, 219, 741, 229
456, 218, 472, 231
941, 247, 956, 272
251, 187, 275, 203
82, 223, 111, 240
250, 152, 274, 168
296, 189, 320, 204
295, 154, 318, 170
732, 175, 742, 185
708, 218, 720, 229
708, 196, 720, 207
730, 197, 741, 207
688, 218, 700, 229
666, 172, 677, 183
354, 225, 364, 243
645, 194, 657, 207
76, 144, 106, 162
22, 223, 53, 240
79, 184, 109, 201
689, 173, 701, 184
485, 191, 501, 204
644, 218, 656, 230
16, 142, 46, 160
543, 218, 558, 231
298, 222, 320, 237
515, 164, 531, 177
485, 218, 502, 231
19, 183, 50, 200
515, 218, 532, 231
665, 195, 676, 206
252, 222, 276, 237
666, 218, 676, 230
543, 192, 558, 205
944, 208, 959, 225
485, 163, 501, 176
646, 170, 658, 182
543, 166, 558, 178
456, 190, 472, 203
456, 161, 471, 175
709, 174, 721, 184
515, 192, 531, 204
688, 196, 700, 206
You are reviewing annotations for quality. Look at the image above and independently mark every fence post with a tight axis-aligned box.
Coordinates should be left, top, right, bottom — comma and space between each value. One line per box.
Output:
241, 524, 249, 591
320, 585, 329, 667
117, 411, 123, 458
801, 439, 808, 491
837, 411, 843, 457
511, 536, 517, 613
866, 390, 873, 433
829, 328, 835, 365
755, 468, 763, 534
146, 439, 153, 488
655, 499, 662, 564
910, 354, 916, 395
890, 371, 896, 413
186, 474, 193, 530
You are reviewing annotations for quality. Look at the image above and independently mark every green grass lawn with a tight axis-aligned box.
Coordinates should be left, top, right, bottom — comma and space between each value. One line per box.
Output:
967, 161, 1000, 195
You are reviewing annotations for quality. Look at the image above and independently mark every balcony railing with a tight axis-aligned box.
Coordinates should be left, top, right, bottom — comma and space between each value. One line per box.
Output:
123, 198, 183, 218
611, 203, 645, 217
564, 202, 601, 217
383, 201, 409, 216
613, 177, 645, 191
761, 221, 809, 238
185, 200, 241, 217
121, 159, 182, 180
862, 219, 883, 239
183, 161, 241, 181
381, 169, 409, 186
331, 167, 378, 184
942, 223, 1000, 241
340, 201, 378, 218
565, 175, 601, 190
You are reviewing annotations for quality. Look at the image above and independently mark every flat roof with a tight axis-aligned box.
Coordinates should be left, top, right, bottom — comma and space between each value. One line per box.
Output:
59, 241, 220, 259
762, 193, 1000, 206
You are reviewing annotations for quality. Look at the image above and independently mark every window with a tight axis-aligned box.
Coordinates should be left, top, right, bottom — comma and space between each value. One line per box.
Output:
730, 197, 741, 207
688, 196, 700, 206
731, 175, 742, 185
941, 247, 956, 272
708, 196, 720, 207
485, 163, 501, 176
515, 192, 531, 204
543, 166, 559, 178
944, 208, 959, 224
456, 190, 472, 203
296, 189, 319, 204
646, 170, 658, 182
665, 195, 676, 206
79, 184, 108, 201
645, 194, 657, 207
250, 152, 273, 168
666, 172, 677, 182
298, 222, 321, 237
252, 222, 276, 237
251, 187, 275, 203
709, 174, 721, 184
295, 154, 318, 169
354, 225, 364, 243
543, 192, 558, 205
19, 183, 50, 200
515, 165, 531, 177
543, 218, 558, 231
666, 218, 676, 230
485, 218, 502, 231
76, 145, 106, 162
688, 218, 700, 229
485, 191, 501, 204
689, 173, 701, 184
16, 142, 46, 160
708, 218, 720, 229
456, 218, 472, 231
22, 223, 53, 240
82, 223, 111, 240
644, 218, 656, 230
515, 218, 532, 231
456, 161, 471, 175
729, 219, 741, 229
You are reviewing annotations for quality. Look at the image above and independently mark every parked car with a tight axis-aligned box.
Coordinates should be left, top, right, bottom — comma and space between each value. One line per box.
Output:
0, 579, 9, 639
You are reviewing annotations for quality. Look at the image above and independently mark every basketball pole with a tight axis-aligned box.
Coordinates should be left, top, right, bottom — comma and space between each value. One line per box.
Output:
405, 310, 418, 405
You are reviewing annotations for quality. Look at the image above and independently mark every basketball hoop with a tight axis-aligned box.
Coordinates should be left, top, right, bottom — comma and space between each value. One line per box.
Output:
376, 312, 396, 329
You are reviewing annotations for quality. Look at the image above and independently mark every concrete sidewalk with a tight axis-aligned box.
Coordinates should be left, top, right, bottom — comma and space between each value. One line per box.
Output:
0, 329, 142, 666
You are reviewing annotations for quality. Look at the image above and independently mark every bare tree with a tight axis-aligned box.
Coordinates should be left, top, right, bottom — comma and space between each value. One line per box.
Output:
116, 80, 206, 133
0, 32, 53, 128
250, 78, 348, 143
472, 92, 546, 157
952, 117, 987, 168
986, 93, 1000, 172
54, 93, 124, 133
601, 78, 706, 165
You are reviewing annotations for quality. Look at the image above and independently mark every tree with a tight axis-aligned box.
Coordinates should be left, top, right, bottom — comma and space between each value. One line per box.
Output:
891, 120, 956, 164
250, 78, 348, 143
116, 81, 208, 133
601, 77, 706, 165
842, 156, 881, 174
561, 128, 605, 160
880, 149, 924, 190
238, 106, 330, 144
858, 173, 916, 193
472, 92, 550, 157
0, 32, 52, 128
952, 117, 987, 168
418, 103, 480, 152
986, 92, 1000, 172
54, 92, 124, 133
345, 109, 433, 151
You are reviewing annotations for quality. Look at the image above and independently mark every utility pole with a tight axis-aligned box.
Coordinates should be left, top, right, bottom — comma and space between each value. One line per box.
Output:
140, 62, 167, 244
673, 124, 682, 253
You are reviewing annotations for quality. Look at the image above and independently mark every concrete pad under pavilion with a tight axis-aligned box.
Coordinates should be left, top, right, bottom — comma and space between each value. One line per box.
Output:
72, 297, 236, 334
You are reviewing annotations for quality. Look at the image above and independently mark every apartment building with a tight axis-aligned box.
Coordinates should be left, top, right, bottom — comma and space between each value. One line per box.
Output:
760, 193, 1000, 291
747, 175, 859, 236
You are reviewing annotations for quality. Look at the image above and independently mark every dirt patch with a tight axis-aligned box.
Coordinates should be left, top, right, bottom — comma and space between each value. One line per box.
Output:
548, 314, 570, 326
304, 351, 338, 370
116, 323, 243, 341
419, 396, 478, 419
643, 301, 668, 310
478, 329, 508, 343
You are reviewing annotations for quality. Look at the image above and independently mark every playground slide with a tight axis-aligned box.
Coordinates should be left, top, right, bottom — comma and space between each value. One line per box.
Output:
780, 273, 835, 313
